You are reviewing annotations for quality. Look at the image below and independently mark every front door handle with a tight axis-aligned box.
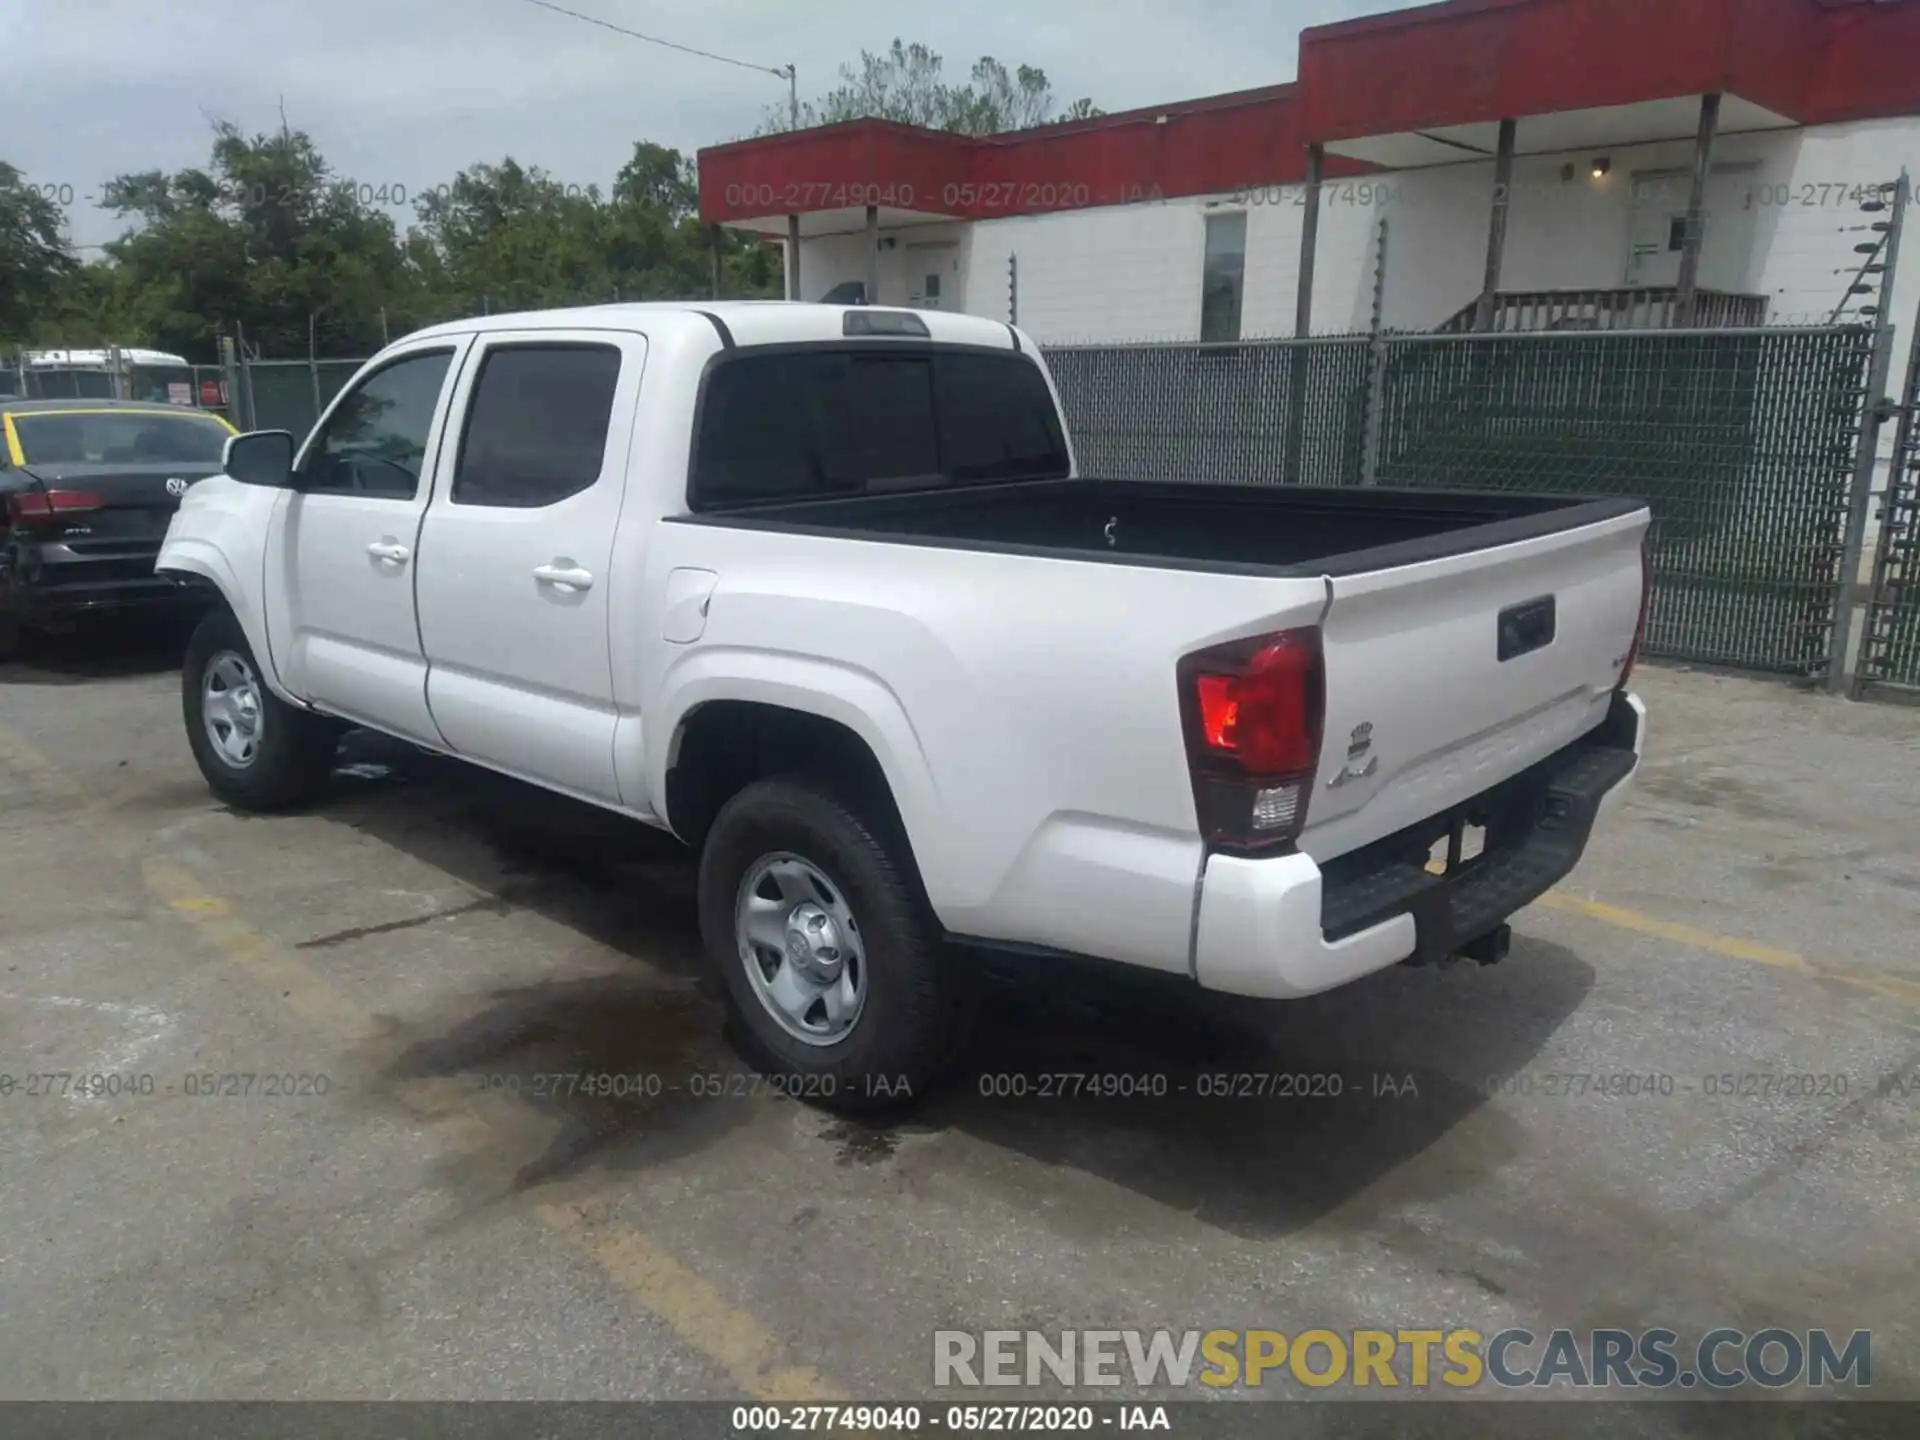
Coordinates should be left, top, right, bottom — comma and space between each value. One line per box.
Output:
533, 562, 594, 592
367, 540, 411, 564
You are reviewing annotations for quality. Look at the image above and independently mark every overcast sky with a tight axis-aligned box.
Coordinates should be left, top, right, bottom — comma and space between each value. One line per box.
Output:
5, 0, 1399, 248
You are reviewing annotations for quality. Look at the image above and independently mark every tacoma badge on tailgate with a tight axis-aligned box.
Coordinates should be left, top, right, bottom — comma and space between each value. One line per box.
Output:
1328, 721, 1379, 788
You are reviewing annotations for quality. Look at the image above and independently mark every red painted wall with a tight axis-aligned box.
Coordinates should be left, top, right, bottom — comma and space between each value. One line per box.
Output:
699, 89, 1374, 227
699, 122, 973, 224
1801, 0, 1920, 124
698, 0, 1920, 227
1295, 0, 1815, 140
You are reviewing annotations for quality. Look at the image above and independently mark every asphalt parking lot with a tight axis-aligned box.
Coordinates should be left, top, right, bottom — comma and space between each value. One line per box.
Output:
2, 618, 1917, 1424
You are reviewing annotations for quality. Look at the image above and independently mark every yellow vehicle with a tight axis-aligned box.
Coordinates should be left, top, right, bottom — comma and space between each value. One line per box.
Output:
0, 399, 238, 656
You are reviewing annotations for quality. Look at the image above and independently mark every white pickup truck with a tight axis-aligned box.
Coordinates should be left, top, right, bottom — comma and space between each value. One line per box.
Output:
158, 302, 1650, 1106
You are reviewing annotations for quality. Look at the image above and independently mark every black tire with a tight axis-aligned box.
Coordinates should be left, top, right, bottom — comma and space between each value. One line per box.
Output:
0, 614, 19, 663
697, 774, 976, 1112
182, 607, 340, 811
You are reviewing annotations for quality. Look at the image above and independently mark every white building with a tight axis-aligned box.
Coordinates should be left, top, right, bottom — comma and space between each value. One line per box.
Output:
700, 0, 1919, 371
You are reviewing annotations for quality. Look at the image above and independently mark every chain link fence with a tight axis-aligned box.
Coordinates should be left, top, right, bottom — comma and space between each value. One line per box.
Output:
1042, 326, 1876, 678
218, 323, 1879, 683
0, 359, 231, 416
1046, 339, 1373, 489
1857, 326, 1920, 699
233, 358, 366, 438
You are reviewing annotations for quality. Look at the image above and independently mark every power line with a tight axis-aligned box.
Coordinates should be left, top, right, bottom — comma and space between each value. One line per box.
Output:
516, 0, 785, 78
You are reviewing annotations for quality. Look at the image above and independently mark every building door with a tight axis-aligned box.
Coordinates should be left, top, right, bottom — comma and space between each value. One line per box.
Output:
1626, 164, 1759, 289
906, 241, 960, 311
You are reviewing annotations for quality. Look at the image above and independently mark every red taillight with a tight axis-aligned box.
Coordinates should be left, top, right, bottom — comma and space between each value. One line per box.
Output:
1179, 627, 1325, 853
6, 489, 105, 526
1618, 534, 1653, 690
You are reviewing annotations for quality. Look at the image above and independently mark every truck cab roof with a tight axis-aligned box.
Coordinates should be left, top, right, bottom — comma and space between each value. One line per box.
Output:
406, 302, 1023, 352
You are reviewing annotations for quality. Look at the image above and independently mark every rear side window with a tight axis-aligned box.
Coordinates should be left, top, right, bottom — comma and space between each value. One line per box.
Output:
691, 347, 1069, 508
453, 344, 622, 508
936, 353, 1072, 484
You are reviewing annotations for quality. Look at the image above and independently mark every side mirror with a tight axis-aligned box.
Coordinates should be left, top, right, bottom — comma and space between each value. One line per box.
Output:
223, 430, 297, 488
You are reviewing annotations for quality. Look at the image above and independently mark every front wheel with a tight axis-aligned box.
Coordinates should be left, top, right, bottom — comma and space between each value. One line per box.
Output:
182, 608, 340, 811
697, 775, 976, 1111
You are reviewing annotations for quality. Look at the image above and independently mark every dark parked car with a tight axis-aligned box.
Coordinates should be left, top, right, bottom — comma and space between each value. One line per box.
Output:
0, 399, 235, 657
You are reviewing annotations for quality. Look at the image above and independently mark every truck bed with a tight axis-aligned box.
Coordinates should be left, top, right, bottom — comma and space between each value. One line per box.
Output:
683, 478, 1645, 576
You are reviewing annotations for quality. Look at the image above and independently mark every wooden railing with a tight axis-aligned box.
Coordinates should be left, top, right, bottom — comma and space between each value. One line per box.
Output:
1436, 287, 1771, 334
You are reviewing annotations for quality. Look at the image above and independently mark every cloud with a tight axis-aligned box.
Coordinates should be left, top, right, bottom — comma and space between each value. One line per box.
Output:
8, 0, 1398, 247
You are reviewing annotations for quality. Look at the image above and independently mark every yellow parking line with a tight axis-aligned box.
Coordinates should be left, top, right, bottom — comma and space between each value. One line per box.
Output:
137, 853, 845, 1402
1532, 889, 1920, 1007
0, 722, 842, 1400
1532, 891, 1809, 970
6, 709, 1920, 1399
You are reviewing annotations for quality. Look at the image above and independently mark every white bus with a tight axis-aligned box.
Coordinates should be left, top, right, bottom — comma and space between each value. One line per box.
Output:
8, 347, 211, 407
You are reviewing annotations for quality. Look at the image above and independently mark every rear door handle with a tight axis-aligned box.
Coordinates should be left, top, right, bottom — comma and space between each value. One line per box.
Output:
533, 563, 594, 592
366, 540, 411, 564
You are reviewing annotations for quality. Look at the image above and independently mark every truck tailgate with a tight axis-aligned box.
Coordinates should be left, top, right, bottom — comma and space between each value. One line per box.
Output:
1301, 504, 1649, 864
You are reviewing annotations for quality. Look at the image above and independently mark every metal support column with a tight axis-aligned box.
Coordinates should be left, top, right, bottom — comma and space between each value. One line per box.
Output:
1295, 144, 1324, 339
218, 334, 242, 427
1674, 93, 1722, 329
1285, 143, 1326, 490
1361, 215, 1391, 487
786, 214, 801, 301
865, 205, 880, 306
306, 313, 322, 419
1833, 169, 1909, 692
1473, 119, 1518, 332
709, 224, 722, 299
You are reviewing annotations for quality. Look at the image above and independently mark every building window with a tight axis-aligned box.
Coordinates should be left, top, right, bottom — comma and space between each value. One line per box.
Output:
1201, 212, 1248, 343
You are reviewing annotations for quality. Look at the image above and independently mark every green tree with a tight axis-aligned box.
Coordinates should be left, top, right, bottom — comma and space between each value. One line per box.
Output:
615, 142, 698, 221
4, 128, 780, 360
758, 39, 1102, 136
414, 145, 777, 316
0, 162, 77, 344
92, 120, 408, 360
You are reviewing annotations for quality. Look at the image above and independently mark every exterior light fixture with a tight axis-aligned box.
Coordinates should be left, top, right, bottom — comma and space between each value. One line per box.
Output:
1591, 157, 1611, 179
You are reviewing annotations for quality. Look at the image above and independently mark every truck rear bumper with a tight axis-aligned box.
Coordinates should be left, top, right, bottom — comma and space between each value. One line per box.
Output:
1192, 690, 1645, 1000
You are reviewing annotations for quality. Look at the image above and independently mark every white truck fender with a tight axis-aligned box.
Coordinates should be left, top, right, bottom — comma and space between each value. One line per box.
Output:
155, 481, 297, 704
650, 650, 946, 878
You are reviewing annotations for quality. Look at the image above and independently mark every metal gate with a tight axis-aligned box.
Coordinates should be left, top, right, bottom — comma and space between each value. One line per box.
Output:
1042, 326, 1876, 678
1368, 327, 1876, 678
1856, 323, 1920, 699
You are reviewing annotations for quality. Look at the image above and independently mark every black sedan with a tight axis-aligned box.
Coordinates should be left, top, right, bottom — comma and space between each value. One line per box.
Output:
0, 399, 237, 657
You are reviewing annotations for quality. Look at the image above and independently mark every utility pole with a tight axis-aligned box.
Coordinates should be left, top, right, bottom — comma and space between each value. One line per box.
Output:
784, 64, 798, 129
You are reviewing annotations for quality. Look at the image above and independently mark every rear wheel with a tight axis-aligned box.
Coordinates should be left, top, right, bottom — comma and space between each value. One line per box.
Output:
697, 774, 975, 1111
182, 608, 340, 811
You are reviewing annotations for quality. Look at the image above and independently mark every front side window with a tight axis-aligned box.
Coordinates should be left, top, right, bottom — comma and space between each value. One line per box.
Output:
690, 348, 1068, 508
301, 349, 455, 499
1201, 212, 1248, 343
11, 410, 231, 466
451, 344, 623, 508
